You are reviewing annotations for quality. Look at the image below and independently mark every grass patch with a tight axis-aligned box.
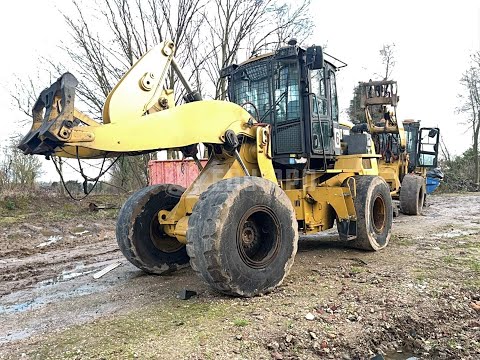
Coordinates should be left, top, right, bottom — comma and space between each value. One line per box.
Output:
3, 198, 16, 210
284, 319, 294, 329
463, 278, 480, 289
458, 241, 480, 249
0, 216, 22, 224
350, 266, 363, 274
442, 255, 456, 264
233, 318, 249, 327
395, 237, 414, 246
468, 259, 480, 273
0, 192, 123, 224
29, 299, 234, 359
414, 272, 427, 282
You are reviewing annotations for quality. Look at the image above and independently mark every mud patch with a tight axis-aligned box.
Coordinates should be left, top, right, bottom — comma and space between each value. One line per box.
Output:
0, 193, 479, 359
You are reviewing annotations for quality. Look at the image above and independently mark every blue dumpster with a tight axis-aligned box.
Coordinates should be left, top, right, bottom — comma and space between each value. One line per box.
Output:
426, 177, 440, 194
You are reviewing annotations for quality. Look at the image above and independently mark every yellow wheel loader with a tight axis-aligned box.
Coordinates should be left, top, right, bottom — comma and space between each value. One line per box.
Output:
354, 81, 440, 215
19, 40, 392, 297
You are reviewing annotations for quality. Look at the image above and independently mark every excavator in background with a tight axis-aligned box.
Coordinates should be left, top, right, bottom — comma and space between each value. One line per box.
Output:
19, 40, 393, 297
354, 80, 440, 215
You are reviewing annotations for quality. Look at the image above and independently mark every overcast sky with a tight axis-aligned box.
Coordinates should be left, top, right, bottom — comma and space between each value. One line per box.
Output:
1, 0, 479, 181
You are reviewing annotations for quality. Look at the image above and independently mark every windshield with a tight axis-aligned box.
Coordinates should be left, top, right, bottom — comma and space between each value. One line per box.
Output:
230, 59, 272, 122
229, 58, 300, 125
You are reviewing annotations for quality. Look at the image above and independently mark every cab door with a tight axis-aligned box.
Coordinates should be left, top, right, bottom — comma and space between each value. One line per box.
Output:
310, 67, 329, 154
417, 127, 440, 167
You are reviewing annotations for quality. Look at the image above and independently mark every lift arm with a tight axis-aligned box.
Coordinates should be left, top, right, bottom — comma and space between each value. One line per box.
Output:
358, 80, 406, 148
18, 41, 256, 159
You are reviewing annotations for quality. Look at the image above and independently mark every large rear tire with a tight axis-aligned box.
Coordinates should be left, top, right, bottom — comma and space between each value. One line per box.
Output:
400, 174, 425, 215
186, 177, 298, 297
349, 176, 393, 251
116, 184, 189, 274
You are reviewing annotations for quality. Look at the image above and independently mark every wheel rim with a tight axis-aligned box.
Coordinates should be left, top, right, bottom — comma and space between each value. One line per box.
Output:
236, 206, 281, 269
372, 195, 386, 234
150, 213, 184, 253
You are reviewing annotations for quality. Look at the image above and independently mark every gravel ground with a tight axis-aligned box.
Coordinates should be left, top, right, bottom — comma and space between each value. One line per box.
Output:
0, 192, 479, 359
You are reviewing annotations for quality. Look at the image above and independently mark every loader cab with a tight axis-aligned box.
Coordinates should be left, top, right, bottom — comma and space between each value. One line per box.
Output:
403, 120, 440, 172
222, 42, 344, 175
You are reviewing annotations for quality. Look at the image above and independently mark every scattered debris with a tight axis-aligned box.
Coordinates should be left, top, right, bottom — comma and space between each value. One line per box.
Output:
267, 341, 279, 350
88, 202, 118, 212
470, 301, 480, 312
92, 262, 122, 279
343, 257, 368, 266
392, 204, 400, 217
36, 235, 62, 248
271, 351, 283, 359
71, 230, 90, 236
235, 334, 242, 340
21, 224, 43, 232
178, 289, 197, 300
305, 312, 315, 321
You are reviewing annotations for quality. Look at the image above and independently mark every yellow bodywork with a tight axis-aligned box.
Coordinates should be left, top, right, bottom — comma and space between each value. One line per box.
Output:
55, 100, 257, 158
19, 40, 384, 245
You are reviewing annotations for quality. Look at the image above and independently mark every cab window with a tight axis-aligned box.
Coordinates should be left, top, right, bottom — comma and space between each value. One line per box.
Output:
329, 70, 338, 121
274, 62, 300, 123
311, 69, 327, 116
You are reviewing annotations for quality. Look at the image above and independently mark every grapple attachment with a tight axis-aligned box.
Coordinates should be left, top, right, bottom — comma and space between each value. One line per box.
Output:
18, 73, 79, 156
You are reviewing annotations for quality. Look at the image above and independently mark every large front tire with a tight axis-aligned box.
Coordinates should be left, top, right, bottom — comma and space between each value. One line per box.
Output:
116, 184, 189, 274
186, 177, 298, 297
350, 176, 393, 251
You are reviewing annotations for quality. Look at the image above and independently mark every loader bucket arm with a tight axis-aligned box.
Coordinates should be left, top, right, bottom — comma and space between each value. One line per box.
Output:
18, 41, 257, 159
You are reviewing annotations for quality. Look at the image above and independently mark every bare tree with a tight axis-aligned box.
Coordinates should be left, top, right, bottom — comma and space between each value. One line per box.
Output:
0, 135, 43, 189
375, 43, 396, 80
202, 0, 313, 100
249, 1, 312, 55
52, 0, 207, 188
458, 59, 480, 185
439, 135, 452, 165
11, 74, 44, 125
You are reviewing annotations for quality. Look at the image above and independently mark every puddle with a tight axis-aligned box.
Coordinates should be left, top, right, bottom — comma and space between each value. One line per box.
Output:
384, 352, 418, 360
0, 261, 120, 316
0, 280, 108, 315
0, 329, 33, 344
35, 263, 96, 287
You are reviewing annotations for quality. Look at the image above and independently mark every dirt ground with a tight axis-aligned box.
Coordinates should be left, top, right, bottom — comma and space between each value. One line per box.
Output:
0, 192, 479, 359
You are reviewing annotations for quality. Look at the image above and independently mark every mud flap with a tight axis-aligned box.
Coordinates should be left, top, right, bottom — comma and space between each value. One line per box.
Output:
337, 219, 357, 241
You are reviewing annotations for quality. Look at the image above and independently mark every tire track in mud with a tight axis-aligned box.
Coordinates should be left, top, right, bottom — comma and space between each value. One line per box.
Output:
0, 240, 120, 296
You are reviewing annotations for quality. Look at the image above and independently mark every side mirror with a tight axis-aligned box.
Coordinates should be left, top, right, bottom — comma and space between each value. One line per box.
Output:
306, 46, 324, 70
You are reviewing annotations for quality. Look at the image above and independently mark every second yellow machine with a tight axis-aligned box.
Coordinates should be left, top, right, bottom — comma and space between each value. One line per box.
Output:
355, 80, 440, 215
19, 40, 392, 296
